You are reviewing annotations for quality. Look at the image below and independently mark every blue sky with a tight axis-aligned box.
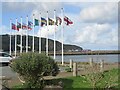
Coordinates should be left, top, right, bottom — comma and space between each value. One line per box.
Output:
0, 0, 119, 50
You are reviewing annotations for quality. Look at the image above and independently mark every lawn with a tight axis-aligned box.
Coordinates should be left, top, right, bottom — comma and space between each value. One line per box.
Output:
11, 68, 119, 90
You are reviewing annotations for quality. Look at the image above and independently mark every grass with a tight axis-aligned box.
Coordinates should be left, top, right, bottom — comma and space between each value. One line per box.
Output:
11, 68, 120, 89
45, 76, 91, 89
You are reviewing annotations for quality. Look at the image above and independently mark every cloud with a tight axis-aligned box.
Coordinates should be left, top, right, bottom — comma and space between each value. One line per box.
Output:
73, 23, 118, 48
79, 3, 118, 24
37, 25, 60, 38
31, 2, 62, 19
2, 1, 61, 15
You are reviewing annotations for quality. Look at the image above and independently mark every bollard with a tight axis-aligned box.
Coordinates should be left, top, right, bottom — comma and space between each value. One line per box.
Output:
100, 59, 104, 72
69, 59, 73, 69
89, 58, 93, 66
73, 63, 77, 76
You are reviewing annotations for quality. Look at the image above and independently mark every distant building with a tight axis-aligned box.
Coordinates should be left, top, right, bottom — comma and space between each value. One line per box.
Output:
82, 49, 91, 52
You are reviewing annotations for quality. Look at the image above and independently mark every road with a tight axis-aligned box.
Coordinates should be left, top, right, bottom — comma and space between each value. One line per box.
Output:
0, 65, 18, 89
0, 65, 17, 78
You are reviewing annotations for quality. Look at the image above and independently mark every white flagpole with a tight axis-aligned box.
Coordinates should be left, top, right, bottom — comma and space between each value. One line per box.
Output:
46, 11, 49, 56
9, 19, 12, 55
32, 14, 35, 52
54, 10, 56, 60
26, 16, 28, 53
20, 16, 22, 53
61, 8, 64, 65
39, 13, 41, 53
15, 18, 17, 57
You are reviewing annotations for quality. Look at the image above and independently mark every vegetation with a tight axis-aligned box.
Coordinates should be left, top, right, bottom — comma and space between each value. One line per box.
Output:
11, 68, 119, 89
10, 52, 59, 89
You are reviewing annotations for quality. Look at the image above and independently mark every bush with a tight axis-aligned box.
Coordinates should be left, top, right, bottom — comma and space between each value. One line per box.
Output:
10, 52, 59, 89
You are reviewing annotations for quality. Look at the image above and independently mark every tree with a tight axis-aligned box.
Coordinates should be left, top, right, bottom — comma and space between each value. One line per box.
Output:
10, 52, 59, 89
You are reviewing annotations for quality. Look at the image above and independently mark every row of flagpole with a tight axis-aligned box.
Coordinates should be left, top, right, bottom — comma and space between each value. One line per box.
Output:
9, 8, 73, 65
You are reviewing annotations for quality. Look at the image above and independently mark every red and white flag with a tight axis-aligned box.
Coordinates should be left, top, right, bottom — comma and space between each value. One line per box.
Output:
64, 16, 73, 25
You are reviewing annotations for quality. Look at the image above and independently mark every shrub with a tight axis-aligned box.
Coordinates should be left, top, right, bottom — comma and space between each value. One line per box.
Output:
10, 52, 59, 89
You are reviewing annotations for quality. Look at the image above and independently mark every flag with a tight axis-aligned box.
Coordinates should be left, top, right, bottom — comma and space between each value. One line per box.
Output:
64, 16, 73, 25
22, 23, 32, 30
28, 21, 33, 27
12, 23, 19, 31
28, 26, 32, 30
56, 16, 62, 25
34, 19, 39, 26
17, 22, 21, 28
48, 18, 54, 25
28, 21, 33, 30
22, 23, 27, 29
41, 17, 47, 26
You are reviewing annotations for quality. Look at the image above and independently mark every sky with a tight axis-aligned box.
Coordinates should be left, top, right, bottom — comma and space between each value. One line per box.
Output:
0, 0, 119, 50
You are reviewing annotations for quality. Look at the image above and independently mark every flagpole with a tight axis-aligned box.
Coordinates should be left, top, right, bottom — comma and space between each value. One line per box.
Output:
32, 14, 35, 52
9, 19, 12, 55
39, 13, 41, 53
15, 18, 17, 57
20, 16, 22, 53
46, 11, 49, 56
61, 8, 64, 65
54, 10, 56, 60
26, 15, 28, 53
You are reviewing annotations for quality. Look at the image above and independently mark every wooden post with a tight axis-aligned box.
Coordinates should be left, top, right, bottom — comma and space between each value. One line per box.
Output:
73, 63, 77, 76
69, 59, 73, 69
100, 59, 104, 72
89, 58, 93, 66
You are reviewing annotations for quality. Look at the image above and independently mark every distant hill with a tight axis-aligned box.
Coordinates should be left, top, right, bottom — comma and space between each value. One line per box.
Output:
1, 34, 83, 52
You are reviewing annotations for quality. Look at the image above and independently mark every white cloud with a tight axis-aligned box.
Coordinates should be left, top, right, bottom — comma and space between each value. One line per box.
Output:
31, 2, 62, 19
2, 1, 61, 16
79, 3, 118, 23
74, 23, 118, 48
37, 25, 59, 38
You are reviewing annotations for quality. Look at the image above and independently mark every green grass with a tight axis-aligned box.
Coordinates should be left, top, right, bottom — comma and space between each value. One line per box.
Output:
11, 68, 120, 89
97, 68, 119, 88
47, 76, 91, 89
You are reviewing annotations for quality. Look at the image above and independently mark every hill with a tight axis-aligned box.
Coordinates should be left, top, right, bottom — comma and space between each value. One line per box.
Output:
1, 34, 83, 52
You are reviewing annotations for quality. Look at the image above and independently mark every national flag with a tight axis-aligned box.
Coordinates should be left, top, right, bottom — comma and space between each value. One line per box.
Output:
28, 21, 33, 27
56, 16, 62, 25
28, 26, 32, 30
12, 23, 19, 31
22, 23, 32, 30
64, 16, 73, 25
22, 23, 27, 29
17, 22, 21, 28
48, 18, 54, 25
41, 17, 47, 26
34, 19, 39, 26
28, 21, 33, 30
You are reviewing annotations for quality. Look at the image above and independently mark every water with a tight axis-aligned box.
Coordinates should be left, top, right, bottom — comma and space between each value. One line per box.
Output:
51, 54, 119, 63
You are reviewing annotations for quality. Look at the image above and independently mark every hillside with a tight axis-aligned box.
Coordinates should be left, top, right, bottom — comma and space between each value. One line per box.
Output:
1, 34, 83, 52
